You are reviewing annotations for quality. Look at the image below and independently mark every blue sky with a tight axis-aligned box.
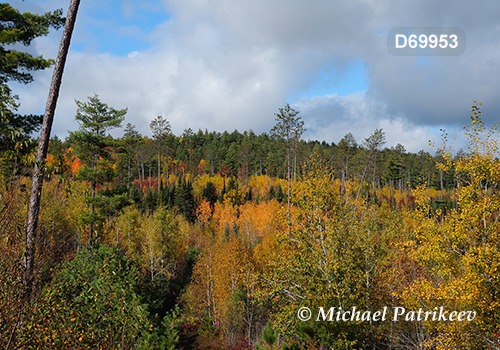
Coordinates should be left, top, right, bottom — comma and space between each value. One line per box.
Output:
9, 0, 500, 152
71, 0, 169, 55
290, 61, 368, 101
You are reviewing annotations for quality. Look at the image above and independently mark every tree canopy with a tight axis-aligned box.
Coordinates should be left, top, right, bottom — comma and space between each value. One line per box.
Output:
0, 3, 64, 85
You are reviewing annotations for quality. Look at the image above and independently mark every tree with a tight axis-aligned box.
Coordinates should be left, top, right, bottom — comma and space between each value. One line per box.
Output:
69, 94, 126, 244
175, 178, 196, 223
19, 245, 151, 348
24, 0, 79, 302
0, 86, 42, 176
384, 158, 403, 205
150, 115, 172, 194
270, 104, 305, 234
0, 3, 64, 174
123, 123, 140, 185
400, 102, 500, 348
0, 4, 64, 177
0, 3, 65, 85
355, 129, 386, 209
202, 181, 218, 206
335, 133, 357, 201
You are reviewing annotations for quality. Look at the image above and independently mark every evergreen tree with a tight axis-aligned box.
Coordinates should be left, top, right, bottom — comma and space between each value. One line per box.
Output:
129, 184, 143, 204
384, 157, 403, 205
275, 183, 284, 203
150, 116, 171, 194
123, 123, 140, 185
0, 3, 64, 85
68, 94, 127, 243
270, 104, 305, 235
175, 178, 196, 222
219, 178, 226, 203
262, 320, 277, 348
202, 181, 218, 206
143, 189, 158, 215
268, 185, 275, 200
0, 4, 64, 175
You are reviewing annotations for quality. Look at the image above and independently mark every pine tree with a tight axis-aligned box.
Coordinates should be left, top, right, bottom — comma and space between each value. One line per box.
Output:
68, 94, 126, 244
275, 183, 284, 203
202, 181, 218, 206
268, 185, 275, 200
270, 104, 305, 235
175, 178, 196, 222
150, 116, 171, 194
0, 3, 64, 176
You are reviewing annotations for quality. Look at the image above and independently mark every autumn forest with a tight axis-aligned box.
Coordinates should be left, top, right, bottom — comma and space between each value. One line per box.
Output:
2, 90, 499, 349
2, 3, 500, 350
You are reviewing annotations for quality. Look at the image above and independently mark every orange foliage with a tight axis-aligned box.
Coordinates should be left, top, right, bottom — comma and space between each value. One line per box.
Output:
198, 159, 207, 175
70, 157, 83, 174
196, 199, 213, 227
211, 202, 238, 239
237, 201, 280, 242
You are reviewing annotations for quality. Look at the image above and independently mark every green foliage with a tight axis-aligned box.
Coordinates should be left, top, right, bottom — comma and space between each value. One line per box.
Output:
19, 244, 151, 349
262, 320, 277, 346
202, 180, 218, 205
384, 158, 403, 181
0, 82, 42, 176
69, 94, 127, 242
175, 178, 196, 222
143, 189, 158, 214
136, 305, 184, 350
0, 4, 64, 176
0, 3, 64, 85
267, 185, 275, 200
275, 183, 284, 203
270, 104, 304, 146
161, 183, 176, 208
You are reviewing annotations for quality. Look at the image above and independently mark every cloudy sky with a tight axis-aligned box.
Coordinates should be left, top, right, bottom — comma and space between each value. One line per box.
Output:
8, 0, 500, 152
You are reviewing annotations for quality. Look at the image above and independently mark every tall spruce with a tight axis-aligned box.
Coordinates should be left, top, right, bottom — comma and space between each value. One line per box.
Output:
175, 178, 196, 223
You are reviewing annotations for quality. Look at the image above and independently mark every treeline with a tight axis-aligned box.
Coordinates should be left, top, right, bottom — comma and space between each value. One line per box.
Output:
2, 116, 457, 203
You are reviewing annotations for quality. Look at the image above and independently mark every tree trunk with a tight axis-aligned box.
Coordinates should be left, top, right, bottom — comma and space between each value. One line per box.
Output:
440, 169, 444, 199
149, 160, 152, 191
88, 154, 97, 244
157, 146, 161, 194
136, 152, 142, 189
142, 160, 145, 188
127, 157, 131, 185
287, 138, 291, 236
24, 0, 80, 298
165, 158, 169, 187
355, 152, 373, 210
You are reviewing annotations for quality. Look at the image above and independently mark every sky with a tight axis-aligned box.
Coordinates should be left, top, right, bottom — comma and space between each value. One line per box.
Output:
7, 0, 500, 153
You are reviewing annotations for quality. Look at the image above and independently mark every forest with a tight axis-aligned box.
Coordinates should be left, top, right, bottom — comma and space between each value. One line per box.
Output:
2, 95, 498, 349
2, 3, 500, 350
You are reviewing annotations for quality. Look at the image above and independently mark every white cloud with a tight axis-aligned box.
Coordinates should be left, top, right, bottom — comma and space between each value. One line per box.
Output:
8, 0, 500, 151
295, 92, 440, 153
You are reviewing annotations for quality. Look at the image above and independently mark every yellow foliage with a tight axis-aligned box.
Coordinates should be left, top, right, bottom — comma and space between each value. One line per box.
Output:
401, 103, 500, 348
